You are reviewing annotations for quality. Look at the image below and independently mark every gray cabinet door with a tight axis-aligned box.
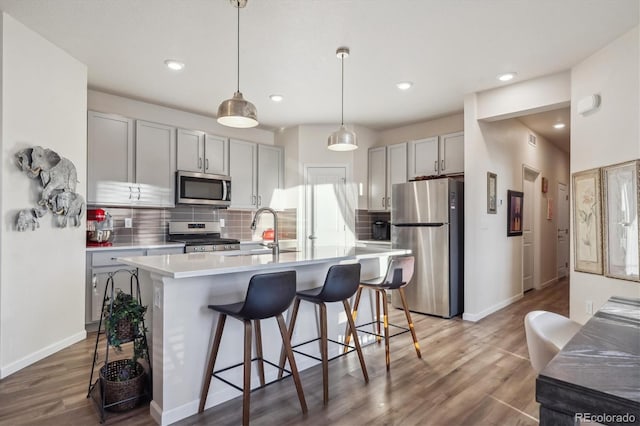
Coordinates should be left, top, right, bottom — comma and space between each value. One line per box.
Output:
440, 131, 464, 175
386, 142, 408, 209
87, 111, 134, 204
257, 144, 283, 208
135, 120, 176, 207
177, 128, 205, 172
205, 134, 229, 175
229, 139, 257, 209
368, 146, 387, 211
408, 136, 439, 178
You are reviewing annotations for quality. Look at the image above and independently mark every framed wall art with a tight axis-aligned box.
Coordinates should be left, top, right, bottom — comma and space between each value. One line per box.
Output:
572, 168, 603, 274
487, 172, 497, 214
602, 160, 639, 282
507, 190, 523, 236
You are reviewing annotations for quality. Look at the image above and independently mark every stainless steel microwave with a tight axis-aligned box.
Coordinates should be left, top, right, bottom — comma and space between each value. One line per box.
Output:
175, 171, 231, 207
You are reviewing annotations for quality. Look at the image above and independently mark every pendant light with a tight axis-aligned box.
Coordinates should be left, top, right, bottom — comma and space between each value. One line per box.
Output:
328, 47, 357, 151
217, 0, 258, 128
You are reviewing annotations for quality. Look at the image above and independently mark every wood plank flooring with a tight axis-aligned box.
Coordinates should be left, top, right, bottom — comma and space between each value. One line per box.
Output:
0, 279, 569, 425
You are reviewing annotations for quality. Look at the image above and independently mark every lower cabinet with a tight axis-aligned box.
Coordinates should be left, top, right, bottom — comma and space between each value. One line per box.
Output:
86, 247, 183, 324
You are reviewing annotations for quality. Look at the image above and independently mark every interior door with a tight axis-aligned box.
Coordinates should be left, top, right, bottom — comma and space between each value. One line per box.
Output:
305, 167, 348, 248
557, 182, 570, 278
522, 169, 538, 292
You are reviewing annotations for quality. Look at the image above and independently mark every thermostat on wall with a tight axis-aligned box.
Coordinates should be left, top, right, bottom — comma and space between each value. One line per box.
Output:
578, 94, 601, 115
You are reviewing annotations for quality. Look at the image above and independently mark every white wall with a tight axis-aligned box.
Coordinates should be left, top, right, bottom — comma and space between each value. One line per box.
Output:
570, 25, 640, 324
463, 73, 571, 322
88, 90, 274, 145
377, 113, 464, 146
0, 13, 88, 377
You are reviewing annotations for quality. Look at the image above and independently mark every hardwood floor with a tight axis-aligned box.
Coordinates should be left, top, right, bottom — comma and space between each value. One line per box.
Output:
0, 279, 569, 425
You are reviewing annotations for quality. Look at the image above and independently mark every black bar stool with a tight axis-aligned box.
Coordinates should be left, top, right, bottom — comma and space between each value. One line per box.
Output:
198, 270, 307, 426
345, 255, 421, 370
278, 263, 368, 405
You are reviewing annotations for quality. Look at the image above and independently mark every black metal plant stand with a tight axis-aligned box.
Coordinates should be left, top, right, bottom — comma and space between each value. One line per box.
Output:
86, 269, 152, 423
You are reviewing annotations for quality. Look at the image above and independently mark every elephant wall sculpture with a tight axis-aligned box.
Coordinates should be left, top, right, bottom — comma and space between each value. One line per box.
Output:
15, 146, 85, 231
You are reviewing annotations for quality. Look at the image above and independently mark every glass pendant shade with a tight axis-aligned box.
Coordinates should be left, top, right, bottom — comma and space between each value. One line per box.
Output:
328, 125, 357, 151
217, 91, 258, 128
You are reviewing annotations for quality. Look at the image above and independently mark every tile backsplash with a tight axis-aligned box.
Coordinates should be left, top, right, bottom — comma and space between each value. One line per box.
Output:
90, 205, 297, 245
355, 209, 390, 240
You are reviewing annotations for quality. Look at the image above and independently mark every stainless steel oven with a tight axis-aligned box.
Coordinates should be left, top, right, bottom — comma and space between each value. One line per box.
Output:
176, 171, 231, 207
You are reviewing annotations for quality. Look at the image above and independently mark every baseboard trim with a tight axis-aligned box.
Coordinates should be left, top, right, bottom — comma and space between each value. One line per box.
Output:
463, 293, 523, 322
538, 277, 558, 289
1, 330, 86, 379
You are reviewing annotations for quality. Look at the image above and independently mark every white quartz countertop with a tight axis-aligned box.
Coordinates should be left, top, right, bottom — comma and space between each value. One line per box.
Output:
86, 242, 185, 252
119, 246, 410, 279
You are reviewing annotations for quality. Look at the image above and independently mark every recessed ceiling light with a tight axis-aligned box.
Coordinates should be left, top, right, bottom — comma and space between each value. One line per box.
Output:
164, 59, 185, 71
497, 72, 517, 82
269, 94, 284, 102
553, 123, 566, 129
396, 81, 413, 91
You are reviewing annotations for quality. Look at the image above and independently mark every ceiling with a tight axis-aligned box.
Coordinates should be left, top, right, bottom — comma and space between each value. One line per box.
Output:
518, 107, 571, 153
0, 0, 637, 131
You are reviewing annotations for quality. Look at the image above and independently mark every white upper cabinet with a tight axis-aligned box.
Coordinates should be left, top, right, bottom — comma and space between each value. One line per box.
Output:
368, 146, 387, 211
87, 111, 134, 204
257, 144, 284, 209
176, 129, 229, 176
368, 143, 407, 212
440, 131, 464, 175
229, 139, 284, 209
204, 134, 229, 175
408, 136, 439, 179
408, 132, 464, 178
176, 128, 205, 173
135, 120, 176, 207
229, 139, 258, 209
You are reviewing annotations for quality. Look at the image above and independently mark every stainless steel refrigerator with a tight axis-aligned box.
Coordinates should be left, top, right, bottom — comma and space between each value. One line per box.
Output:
391, 178, 464, 318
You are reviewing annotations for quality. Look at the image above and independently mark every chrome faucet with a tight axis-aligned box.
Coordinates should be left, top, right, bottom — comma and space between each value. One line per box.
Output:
250, 207, 279, 256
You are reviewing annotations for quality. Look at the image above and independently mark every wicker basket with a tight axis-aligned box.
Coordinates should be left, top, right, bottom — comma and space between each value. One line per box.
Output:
114, 318, 136, 342
100, 359, 145, 411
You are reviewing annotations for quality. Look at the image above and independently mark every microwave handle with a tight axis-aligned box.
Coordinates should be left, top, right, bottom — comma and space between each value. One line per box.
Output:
223, 180, 229, 201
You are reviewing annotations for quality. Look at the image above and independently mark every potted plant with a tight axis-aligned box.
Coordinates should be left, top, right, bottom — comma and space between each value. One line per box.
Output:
100, 289, 149, 411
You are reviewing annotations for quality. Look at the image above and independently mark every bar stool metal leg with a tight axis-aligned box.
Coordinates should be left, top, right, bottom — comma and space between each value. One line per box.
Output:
398, 287, 422, 358
254, 320, 266, 386
375, 290, 382, 343
275, 314, 308, 414
342, 299, 369, 383
199, 313, 227, 413
380, 290, 391, 371
243, 320, 252, 426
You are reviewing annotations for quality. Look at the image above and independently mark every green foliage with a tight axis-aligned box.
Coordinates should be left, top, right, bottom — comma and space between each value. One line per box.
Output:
103, 289, 148, 381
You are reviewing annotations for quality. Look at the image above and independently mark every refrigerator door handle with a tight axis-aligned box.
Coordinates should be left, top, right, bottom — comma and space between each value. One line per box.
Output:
393, 223, 446, 227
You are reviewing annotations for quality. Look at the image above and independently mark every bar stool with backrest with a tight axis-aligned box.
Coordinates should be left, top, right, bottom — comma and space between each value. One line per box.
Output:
345, 255, 421, 370
278, 263, 368, 405
198, 270, 307, 426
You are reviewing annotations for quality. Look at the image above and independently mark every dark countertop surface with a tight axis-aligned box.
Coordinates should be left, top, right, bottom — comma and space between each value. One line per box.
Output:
540, 296, 640, 404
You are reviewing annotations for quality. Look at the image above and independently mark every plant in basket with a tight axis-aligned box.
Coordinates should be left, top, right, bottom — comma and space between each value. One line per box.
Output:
100, 289, 149, 411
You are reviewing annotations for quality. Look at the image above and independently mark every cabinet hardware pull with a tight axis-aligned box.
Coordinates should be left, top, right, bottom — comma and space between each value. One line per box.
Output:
434, 160, 438, 172
382, 197, 385, 208
129, 186, 133, 199
137, 186, 141, 200
441, 159, 445, 171
386, 197, 391, 208
258, 195, 262, 206
205, 158, 209, 170
198, 157, 202, 169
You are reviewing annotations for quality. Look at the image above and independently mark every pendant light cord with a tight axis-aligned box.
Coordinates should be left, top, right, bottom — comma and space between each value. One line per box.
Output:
341, 54, 344, 126
236, 1, 240, 93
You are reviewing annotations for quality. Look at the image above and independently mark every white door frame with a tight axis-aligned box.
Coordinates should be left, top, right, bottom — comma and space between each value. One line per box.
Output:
522, 164, 540, 293
302, 163, 354, 251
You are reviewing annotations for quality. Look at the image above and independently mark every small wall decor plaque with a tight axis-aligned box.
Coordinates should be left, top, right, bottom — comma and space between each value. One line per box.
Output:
507, 190, 524, 237
15, 146, 85, 231
487, 172, 497, 214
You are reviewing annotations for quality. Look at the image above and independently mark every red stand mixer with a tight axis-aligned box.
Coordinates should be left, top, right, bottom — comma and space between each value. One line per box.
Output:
86, 208, 114, 246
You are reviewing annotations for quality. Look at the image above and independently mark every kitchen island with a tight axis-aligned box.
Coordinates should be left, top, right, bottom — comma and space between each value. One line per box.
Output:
119, 245, 410, 425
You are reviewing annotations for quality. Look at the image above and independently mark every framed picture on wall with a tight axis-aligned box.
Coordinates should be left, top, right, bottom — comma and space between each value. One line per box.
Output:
572, 168, 603, 274
602, 160, 639, 282
487, 172, 497, 214
507, 190, 523, 236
